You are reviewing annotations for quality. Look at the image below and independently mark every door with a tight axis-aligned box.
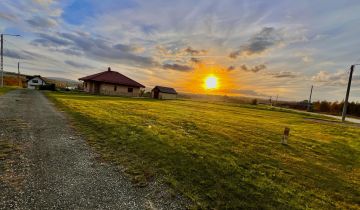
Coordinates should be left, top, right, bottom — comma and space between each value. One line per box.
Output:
94, 83, 100, 94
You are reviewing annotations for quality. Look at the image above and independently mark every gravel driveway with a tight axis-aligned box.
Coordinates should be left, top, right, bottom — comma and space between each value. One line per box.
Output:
0, 89, 187, 209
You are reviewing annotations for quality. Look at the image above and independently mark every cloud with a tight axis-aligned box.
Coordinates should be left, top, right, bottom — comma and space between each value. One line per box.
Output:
4, 49, 34, 60
184, 47, 207, 56
52, 48, 83, 56
230, 27, 283, 58
301, 55, 313, 63
32, 33, 72, 47
163, 63, 193, 72
113, 43, 136, 52
26, 16, 57, 28
32, 0, 54, 6
311, 70, 357, 86
227, 66, 235, 71
31, 32, 158, 68
190, 57, 201, 63
239, 64, 266, 72
271, 71, 299, 78
156, 44, 207, 58
113, 43, 144, 53
65, 60, 93, 69
57, 32, 156, 67
0, 13, 16, 22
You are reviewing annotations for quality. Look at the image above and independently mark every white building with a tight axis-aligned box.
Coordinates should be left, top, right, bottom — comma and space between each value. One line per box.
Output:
27, 76, 46, 89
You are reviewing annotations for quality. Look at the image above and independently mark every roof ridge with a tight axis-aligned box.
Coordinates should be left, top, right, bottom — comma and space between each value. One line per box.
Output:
79, 69, 145, 88
78, 70, 108, 80
113, 71, 144, 87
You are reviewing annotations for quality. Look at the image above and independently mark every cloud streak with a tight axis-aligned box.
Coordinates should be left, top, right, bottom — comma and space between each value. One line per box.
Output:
230, 27, 283, 58
26, 16, 58, 28
31, 31, 159, 68
239, 64, 267, 72
163, 63, 193, 72
65, 60, 93, 69
271, 71, 299, 78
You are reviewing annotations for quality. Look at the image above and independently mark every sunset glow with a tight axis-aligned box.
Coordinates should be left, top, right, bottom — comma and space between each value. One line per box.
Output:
204, 75, 219, 89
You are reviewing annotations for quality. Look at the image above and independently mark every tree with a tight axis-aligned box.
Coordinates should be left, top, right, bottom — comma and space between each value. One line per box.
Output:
251, 99, 258, 105
319, 101, 331, 112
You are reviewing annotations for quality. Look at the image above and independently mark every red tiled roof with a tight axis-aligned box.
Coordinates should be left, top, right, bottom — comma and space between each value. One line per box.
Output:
79, 69, 145, 88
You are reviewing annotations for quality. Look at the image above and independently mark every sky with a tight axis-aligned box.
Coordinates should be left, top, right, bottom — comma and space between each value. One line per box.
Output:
1, 0, 360, 101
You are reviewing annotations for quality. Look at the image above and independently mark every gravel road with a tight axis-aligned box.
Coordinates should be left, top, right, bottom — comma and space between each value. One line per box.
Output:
0, 89, 188, 210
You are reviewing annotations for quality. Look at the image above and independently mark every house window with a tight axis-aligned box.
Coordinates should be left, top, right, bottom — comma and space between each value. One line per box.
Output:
32, 79, 38, 83
128, 87, 133, 93
85, 82, 87, 88
114, 85, 117, 91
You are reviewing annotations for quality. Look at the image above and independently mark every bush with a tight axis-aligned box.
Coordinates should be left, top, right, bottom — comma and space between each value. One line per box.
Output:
319, 101, 331, 112
251, 99, 258, 105
39, 84, 56, 91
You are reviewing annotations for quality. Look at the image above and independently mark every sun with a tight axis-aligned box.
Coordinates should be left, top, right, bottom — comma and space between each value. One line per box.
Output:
204, 75, 219, 89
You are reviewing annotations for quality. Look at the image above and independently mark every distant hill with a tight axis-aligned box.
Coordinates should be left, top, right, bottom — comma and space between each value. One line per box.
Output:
46, 77, 80, 87
2, 71, 80, 88
46, 77, 79, 84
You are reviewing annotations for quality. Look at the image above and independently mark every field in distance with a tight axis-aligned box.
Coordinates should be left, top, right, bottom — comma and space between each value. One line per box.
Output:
46, 92, 360, 209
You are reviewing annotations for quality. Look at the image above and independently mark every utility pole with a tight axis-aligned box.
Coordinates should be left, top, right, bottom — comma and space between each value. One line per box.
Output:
0, 33, 21, 87
307, 85, 313, 111
1, 34, 3, 87
342, 64, 358, 122
275, 94, 278, 106
18, 62, 21, 87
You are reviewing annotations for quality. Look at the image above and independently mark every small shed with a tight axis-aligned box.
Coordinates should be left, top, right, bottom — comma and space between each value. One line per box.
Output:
151, 86, 177, 99
27, 75, 47, 89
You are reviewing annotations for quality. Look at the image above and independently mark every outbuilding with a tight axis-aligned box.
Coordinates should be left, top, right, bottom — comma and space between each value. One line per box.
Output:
79, 67, 145, 96
151, 86, 177, 99
27, 75, 47, 89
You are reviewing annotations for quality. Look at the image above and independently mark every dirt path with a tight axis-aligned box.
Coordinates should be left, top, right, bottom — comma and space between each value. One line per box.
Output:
0, 89, 187, 209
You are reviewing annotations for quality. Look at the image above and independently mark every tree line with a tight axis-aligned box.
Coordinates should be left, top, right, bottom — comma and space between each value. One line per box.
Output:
277, 100, 360, 117
312, 101, 360, 117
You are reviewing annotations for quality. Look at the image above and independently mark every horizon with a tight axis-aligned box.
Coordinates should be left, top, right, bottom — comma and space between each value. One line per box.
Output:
1, 0, 360, 101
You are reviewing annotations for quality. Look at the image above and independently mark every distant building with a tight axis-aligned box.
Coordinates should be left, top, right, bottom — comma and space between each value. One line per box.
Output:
27, 75, 47, 89
151, 86, 177, 99
79, 67, 145, 96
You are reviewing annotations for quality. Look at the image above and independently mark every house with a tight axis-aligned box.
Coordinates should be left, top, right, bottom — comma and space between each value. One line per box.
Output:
151, 86, 177, 99
27, 75, 47, 89
79, 67, 145, 96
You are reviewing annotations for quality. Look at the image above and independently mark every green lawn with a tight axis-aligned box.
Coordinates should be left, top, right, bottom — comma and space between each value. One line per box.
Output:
46, 92, 360, 209
0, 87, 16, 96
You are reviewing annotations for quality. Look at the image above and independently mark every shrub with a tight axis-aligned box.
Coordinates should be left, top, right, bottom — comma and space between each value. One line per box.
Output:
251, 99, 258, 105
39, 84, 56, 91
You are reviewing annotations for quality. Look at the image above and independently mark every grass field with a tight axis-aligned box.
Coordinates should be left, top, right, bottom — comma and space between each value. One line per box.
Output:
46, 92, 360, 209
0, 87, 17, 96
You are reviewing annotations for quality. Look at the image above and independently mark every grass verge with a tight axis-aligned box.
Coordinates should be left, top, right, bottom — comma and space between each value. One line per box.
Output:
0, 87, 17, 96
46, 92, 360, 209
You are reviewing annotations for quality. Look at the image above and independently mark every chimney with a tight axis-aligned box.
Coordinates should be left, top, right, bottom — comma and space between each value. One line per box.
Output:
108, 67, 111, 71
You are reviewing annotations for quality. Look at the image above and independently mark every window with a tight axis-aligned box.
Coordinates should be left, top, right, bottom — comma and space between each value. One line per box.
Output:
128, 87, 133, 93
114, 85, 117, 91
85, 82, 87, 88
32, 79, 38, 83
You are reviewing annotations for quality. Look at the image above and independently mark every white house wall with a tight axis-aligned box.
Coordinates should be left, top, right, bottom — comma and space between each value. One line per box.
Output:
27, 77, 45, 89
